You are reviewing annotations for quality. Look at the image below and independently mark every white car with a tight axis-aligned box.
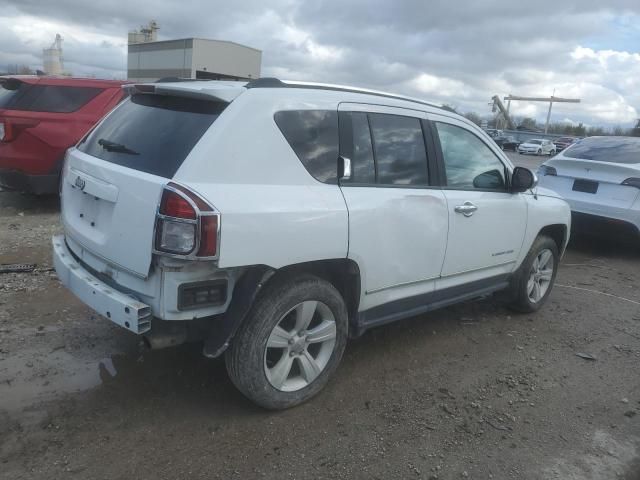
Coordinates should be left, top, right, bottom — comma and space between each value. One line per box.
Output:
518, 138, 556, 156
538, 136, 640, 237
52, 78, 571, 409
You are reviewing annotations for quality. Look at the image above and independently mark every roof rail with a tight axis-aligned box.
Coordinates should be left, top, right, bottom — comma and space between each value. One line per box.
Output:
245, 77, 444, 110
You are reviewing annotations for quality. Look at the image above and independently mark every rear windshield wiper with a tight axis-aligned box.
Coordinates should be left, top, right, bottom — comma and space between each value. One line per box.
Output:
98, 138, 140, 155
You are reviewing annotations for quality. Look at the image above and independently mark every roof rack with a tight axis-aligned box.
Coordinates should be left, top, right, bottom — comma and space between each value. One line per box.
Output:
245, 77, 444, 110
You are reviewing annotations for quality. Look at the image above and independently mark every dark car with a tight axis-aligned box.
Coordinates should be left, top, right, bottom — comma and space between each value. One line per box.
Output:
0, 76, 128, 194
493, 135, 520, 151
553, 136, 577, 152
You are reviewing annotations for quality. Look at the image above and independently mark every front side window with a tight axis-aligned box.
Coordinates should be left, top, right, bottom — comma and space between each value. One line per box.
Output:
274, 110, 339, 184
435, 122, 506, 190
368, 113, 428, 186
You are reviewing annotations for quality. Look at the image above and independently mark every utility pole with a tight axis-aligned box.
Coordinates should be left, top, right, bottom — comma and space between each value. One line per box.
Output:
504, 94, 581, 134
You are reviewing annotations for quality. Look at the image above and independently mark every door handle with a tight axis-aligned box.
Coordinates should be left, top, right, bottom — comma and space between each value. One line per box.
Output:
454, 201, 478, 217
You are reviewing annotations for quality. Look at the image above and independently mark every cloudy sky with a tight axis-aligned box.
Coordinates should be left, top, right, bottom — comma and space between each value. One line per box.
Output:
1, 0, 639, 127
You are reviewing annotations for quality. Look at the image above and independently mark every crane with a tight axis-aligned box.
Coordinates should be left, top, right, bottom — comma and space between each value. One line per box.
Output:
504, 93, 581, 134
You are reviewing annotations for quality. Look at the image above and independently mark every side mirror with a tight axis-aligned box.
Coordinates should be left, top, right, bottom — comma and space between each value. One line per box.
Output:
511, 166, 537, 193
473, 169, 504, 189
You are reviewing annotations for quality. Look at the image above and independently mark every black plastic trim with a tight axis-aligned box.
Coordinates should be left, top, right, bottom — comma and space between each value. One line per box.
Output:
177, 279, 228, 311
354, 274, 511, 335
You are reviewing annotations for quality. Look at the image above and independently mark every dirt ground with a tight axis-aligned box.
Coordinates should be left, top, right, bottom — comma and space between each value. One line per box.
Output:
1, 154, 639, 479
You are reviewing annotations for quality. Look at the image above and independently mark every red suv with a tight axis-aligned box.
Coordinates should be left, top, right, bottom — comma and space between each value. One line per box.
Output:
0, 76, 128, 194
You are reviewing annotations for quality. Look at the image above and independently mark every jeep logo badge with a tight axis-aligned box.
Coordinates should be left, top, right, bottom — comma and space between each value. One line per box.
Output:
75, 176, 86, 190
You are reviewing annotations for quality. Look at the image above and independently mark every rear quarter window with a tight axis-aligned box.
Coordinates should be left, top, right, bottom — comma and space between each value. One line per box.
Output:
274, 110, 339, 184
78, 94, 224, 178
563, 137, 640, 164
0, 82, 102, 113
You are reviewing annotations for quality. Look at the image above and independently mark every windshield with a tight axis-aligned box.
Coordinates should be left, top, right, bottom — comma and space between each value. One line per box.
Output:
528, 139, 542, 144
78, 93, 226, 178
563, 136, 640, 164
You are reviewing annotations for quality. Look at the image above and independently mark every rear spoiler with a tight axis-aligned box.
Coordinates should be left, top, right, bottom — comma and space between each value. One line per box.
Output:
0, 77, 24, 90
122, 83, 245, 103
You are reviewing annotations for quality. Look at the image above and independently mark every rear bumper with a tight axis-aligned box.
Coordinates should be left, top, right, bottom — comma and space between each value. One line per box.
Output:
52, 234, 152, 334
0, 168, 59, 195
571, 211, 640, 239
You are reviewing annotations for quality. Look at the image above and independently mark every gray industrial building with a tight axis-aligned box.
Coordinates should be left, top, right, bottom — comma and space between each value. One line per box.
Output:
127, 37, 262, 83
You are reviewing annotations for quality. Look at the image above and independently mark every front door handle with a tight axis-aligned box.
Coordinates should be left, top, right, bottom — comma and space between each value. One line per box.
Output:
454, 201, 478, 217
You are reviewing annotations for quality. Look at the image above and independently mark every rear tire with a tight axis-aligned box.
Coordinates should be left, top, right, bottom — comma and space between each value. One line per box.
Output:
225, 274, 348, 410
508, 235, 559, 313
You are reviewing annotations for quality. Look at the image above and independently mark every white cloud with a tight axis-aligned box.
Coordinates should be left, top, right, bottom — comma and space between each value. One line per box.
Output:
0, 1, 639, 126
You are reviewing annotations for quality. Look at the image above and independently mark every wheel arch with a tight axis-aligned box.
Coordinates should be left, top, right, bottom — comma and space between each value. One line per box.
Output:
538, 224, 568, 255
271, 259, 362, 332
204, 258, 362, 357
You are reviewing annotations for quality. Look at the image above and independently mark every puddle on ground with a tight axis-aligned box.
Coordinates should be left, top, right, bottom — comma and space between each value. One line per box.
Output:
0, 341, 227, 418
0, 348, 119, 412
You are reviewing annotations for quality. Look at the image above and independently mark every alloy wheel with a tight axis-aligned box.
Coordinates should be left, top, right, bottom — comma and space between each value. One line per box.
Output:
527, 248, 554, 303
264, 300, 337, 392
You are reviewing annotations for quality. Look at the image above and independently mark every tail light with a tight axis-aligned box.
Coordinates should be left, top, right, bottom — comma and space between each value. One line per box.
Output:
154, 182, 219, 258
0, 118, 38, 142
0, 121, 12, 142
537, 165, 557, 176
621, 178, 640, 189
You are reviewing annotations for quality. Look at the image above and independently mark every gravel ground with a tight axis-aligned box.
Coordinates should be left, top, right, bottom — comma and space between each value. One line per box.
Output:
1, 155, 639, 479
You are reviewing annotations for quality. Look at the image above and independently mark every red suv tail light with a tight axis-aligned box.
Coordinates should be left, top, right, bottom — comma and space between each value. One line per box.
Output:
0, 121, 12, 142
154, 182, 219, 258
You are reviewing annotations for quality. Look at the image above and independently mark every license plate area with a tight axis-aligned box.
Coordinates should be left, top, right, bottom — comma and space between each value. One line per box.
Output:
572, 179, 599, 194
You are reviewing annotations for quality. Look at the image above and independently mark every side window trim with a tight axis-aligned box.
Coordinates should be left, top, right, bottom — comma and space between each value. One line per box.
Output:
366, 113, 380, 183
422, 119, 445, 186
430, 118, 512, 192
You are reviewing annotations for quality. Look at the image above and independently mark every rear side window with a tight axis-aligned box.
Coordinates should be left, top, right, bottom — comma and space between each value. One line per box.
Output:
368, 113, 428, 186
78, 94, 224, 178
563, 137, 640, 164
274, 110, 339, 184
0, 82, 101, 113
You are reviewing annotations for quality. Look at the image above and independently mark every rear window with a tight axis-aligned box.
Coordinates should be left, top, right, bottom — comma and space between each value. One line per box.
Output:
0, 80, 102, 113
563, 137, 640, 164
78, 94, 224, 178
274, 110, 339, 184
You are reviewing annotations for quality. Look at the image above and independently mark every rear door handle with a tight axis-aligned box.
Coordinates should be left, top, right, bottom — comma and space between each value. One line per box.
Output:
454, 201, 478, 217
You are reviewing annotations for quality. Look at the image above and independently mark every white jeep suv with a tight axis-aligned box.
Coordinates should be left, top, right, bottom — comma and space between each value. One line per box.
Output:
53, 78, 571, 409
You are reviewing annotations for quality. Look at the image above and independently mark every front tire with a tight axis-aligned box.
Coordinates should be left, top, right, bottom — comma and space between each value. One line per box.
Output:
508, 235, 559, 313
225, 274, 348, 410
537, 148, 542, 155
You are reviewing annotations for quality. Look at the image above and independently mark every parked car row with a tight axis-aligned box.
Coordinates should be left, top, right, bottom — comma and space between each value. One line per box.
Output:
2, 75, 635, 409
489, 133, 580, 156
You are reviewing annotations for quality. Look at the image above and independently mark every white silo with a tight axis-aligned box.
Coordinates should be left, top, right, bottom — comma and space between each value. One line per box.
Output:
128, 21, 159, 44
43, 34, 64, 76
